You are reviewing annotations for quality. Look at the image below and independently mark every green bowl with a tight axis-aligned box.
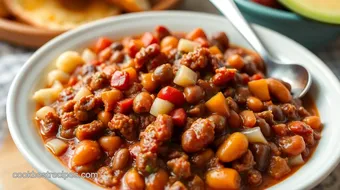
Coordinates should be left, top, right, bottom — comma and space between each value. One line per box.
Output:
235, 0, 340, 49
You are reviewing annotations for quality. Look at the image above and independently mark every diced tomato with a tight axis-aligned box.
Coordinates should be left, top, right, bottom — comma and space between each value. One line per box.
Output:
155, 25, 171, 40
157, 86, 185, 106
170, 108, 187, 127
141, 32, 159, 47
103, 65, 118, 77
114, 98, 134, 114
110, 71, 130, 90
251, 73, 265, 81
94, 37, 112, 53
127, 40, 143, 58
212, 68, 237, 86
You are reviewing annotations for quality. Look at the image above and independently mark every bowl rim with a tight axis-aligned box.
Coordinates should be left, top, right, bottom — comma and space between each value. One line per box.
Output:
234, 0, 301, 20
6, 11, 340, 190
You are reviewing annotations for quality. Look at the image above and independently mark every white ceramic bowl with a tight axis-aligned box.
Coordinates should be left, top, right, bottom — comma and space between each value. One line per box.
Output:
6, 11, 340, 190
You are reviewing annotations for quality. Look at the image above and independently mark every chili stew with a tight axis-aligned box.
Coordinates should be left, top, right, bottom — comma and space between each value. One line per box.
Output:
33, 26, 322, 189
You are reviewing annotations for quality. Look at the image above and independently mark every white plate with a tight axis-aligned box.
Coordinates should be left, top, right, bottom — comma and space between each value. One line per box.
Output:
6, 11, 340, 190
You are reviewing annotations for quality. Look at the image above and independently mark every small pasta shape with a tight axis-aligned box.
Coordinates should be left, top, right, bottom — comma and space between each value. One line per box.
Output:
47, 69, 70, 86
56, 51, 84, 73
36, 106, 56, 120
74, 87, 92, 101
81, 48, 97, 63
33, 88, 61, 106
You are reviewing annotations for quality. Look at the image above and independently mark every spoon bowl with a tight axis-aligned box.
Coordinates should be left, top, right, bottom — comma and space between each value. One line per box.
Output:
267, 60, 312, 97
210, 0, 312, 98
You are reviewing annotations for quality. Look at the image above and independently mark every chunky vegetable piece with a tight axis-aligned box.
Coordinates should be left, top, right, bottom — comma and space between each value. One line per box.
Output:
174, 65, 198, 87
248, 79, 271, 101
157, 86, 185, 106
205, 92, 230, 117
34, 26, 322, 189
177, 39, 200, 52
150, 97, 174, 116
217, 132, 249, 162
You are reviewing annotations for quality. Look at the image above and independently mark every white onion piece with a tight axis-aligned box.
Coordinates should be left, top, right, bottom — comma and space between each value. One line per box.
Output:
177, 39, 200, 52
81, 48, 97, 63
46, 139, 68, 156
173, 65, 197, 87
289, 154, 305, 166
150, 98, 174, 116
36, 106, 56, 120
242, 127, 268, 144
74, 87, 92, 101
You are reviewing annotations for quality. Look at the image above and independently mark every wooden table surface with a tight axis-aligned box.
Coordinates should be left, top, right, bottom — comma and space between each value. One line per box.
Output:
0, 129, 58, 190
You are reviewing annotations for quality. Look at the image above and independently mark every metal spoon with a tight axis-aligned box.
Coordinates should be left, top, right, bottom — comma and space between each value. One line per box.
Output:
210, 0, 311, 98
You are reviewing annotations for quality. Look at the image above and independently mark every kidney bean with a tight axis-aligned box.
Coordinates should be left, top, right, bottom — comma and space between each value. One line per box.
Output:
279, 135, 306, 156
247, 96, 263, 112
133, 92, 153, 113
112, 148, 130, 170
257, 118, 271, 137
267, 78, 292, 103
228, 110, 242, 128
184, 85, 205, 104
250, 143, 271, 172
152, 64, 174, 83
207, 114, 227, 133
267, 104, 285, 121
99, 136, 122, 156
72, 140, 101, 167
240, 110, 256, 128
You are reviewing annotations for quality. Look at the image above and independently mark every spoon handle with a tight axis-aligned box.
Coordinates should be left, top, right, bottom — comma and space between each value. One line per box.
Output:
210, 0, 272, 62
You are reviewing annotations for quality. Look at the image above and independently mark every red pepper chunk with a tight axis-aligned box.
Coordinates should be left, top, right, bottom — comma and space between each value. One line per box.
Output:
111, 71, 130, 90
157, 86, 185, 107
94, 37, 112, 53
141, 32, 159, 47
115, 98, 134, 114
170, 108, 187, 127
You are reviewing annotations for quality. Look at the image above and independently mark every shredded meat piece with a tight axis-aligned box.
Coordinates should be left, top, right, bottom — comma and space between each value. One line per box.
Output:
74, 95, 98, 122
135, 44, 167, 71
232, 150, 256, 172
76, 120, 104, 140
40, 112, 59, 137
281, 103, 299, 121
61, 112, 79, 129
268, 156, 291, 179
167, 154, 192, 179
108, 113, 136, 141
180, 48, 211, 70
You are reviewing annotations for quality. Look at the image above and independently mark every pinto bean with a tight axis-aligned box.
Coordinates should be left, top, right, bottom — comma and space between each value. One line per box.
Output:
112, 148, 130, 170
267, 78, 292, 103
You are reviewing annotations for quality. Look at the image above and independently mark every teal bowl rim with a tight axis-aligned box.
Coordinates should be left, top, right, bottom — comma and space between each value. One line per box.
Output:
234, 0, 302, 21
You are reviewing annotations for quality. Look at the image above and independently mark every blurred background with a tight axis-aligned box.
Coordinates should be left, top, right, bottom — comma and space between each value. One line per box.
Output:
0, 0, 339, 189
